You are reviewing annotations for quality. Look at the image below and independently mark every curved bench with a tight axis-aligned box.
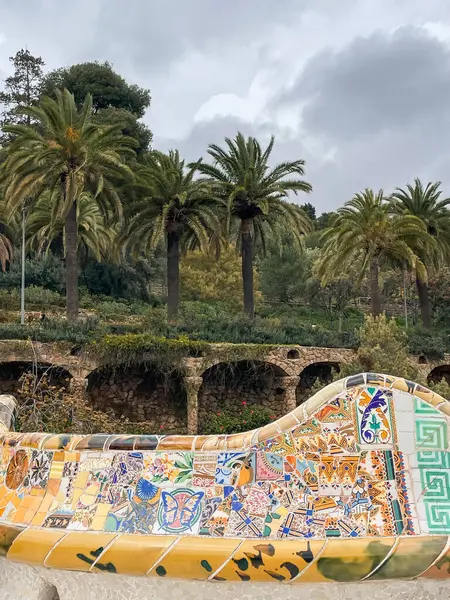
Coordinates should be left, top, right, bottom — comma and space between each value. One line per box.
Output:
0, 373, 449, 600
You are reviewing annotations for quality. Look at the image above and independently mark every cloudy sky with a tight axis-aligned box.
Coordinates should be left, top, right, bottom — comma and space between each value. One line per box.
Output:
1, 0, 450, 212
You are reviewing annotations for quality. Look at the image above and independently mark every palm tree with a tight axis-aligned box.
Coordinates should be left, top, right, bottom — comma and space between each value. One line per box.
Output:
1, 88, 135, 321
391, 179, 450, 329
318, 189, 429, 316
124, 150, 223, 320
26, 190, 118, 263
197, 132, 313, 318
0, 232, 13, 272
0, 199, 15, 271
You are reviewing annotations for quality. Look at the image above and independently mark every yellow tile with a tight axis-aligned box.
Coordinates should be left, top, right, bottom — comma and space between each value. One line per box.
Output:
157, 436, 194, 451
438, 401, 450, 418
23, 508, 38, 525
8, 528, 66, 566
45, 532, 117, 572
39, 493, 55, 514
297, 538, 395, 583
90, 503, 110, 530
152, 537, 241, 580
93, 534, 176, 576
29, 488, 45, 498
73, 471, 89, 489
49, 462, 64, 479
17, 433, 49, 448
11, 507, 27, 524
421, 538, 450, 579
224, 432, 253, 450
30, 512, 46, 527
368, 536, 448, 580
276, 414, 299, 433
0, 525, 23, 557
46, 478, 61, 497
215, 539, 325, 583
201, 436, 229, 451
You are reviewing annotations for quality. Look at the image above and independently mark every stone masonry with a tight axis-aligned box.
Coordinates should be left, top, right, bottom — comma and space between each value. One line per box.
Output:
0, 340, 448, 434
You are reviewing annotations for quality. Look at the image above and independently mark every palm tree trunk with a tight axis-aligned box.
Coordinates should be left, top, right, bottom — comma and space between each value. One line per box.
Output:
167, 229, 180, 322
64, 201, 79, 322
370, 258, 381, 316
241, 218, 254, 318
416, 275, 432, 329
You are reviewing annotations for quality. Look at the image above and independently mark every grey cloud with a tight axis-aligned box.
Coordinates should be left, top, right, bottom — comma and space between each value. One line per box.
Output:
3, 2, 450, 213
279, 26, 450, 141
157, 25, 450, 212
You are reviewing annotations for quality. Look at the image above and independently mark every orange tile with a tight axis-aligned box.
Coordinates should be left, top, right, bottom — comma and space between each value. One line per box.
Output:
45, 532, 117, 571
93, 534, 176, 576
8, 528, 66, 566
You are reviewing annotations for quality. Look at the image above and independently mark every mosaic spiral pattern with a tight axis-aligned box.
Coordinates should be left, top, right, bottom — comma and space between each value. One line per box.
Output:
0, 373, 450, 583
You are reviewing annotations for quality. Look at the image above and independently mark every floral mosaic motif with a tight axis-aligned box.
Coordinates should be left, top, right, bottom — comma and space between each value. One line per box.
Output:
22, 450, 52, 489
355, 388, 394, 447
0, 376, 450, 584
143, 452, 193, 486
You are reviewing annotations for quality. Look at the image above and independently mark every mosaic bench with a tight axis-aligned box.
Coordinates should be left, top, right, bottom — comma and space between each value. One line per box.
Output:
0, 373, 449, 600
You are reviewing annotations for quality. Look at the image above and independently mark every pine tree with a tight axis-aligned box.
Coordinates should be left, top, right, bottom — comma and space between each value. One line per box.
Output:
0, 48, 45, 140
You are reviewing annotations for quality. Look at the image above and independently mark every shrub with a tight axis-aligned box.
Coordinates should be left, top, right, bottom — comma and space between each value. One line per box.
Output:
338, 314, 418, 380
95, 299, 133, 319
408, 330, 446, 361
0, 252, 65, 292
0, 317, 102, 344
15, 372, 144, 435
202, 403, 275, 435
26, 285, 63, 307
0, 285, 63, 311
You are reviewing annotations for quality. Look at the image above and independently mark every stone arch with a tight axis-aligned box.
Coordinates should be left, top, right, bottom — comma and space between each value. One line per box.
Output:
296, 361, 341, 405
287, 348, 301, 360
198, 360, 290, 431
0, 361, 72, 395
428, 364, 450, 386
86, 363, 187, 434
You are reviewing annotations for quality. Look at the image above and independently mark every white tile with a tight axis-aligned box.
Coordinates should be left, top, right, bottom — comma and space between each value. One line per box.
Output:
397, 430, 415, 456
396, 408, 415, 432
419, 519, 430, 534
411, 468, 426, 505
393, 390, 414, 412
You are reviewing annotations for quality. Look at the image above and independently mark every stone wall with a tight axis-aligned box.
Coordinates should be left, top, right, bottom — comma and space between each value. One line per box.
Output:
2, 339, 450, 434
198, 362, 287, 429
87, 365, 187, 434
0, 362, 72, 395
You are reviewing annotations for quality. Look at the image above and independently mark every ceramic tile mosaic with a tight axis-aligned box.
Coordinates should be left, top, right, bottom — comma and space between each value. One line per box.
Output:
0, 373, 450, 589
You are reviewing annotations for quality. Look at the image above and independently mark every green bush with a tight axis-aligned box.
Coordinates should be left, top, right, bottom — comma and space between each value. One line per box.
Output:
0, 289, 19, 310
165, 302, 360, 348
202, 403, 275, 435
26, 285, 64, 307
0, 317, 102, 344
96, 299, 133, 319
408, 330, 446, 360
0, 285, 63, 310
0, 252, 65, 292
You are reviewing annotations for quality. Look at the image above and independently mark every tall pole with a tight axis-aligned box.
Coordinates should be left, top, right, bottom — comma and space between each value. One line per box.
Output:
20, 205, 26, 325
403, 266, 408, 329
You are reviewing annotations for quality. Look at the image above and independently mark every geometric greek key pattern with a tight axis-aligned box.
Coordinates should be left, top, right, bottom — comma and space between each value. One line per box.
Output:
414, 397, 442, 417
424, 501, 450, 534
415, 419, 448, 450
417, 451, 450, 469
420, 470, 450, 501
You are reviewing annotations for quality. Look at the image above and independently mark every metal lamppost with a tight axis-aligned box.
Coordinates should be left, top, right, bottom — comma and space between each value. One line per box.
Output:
403, 266, 408, 329
20, 203, 26, 325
